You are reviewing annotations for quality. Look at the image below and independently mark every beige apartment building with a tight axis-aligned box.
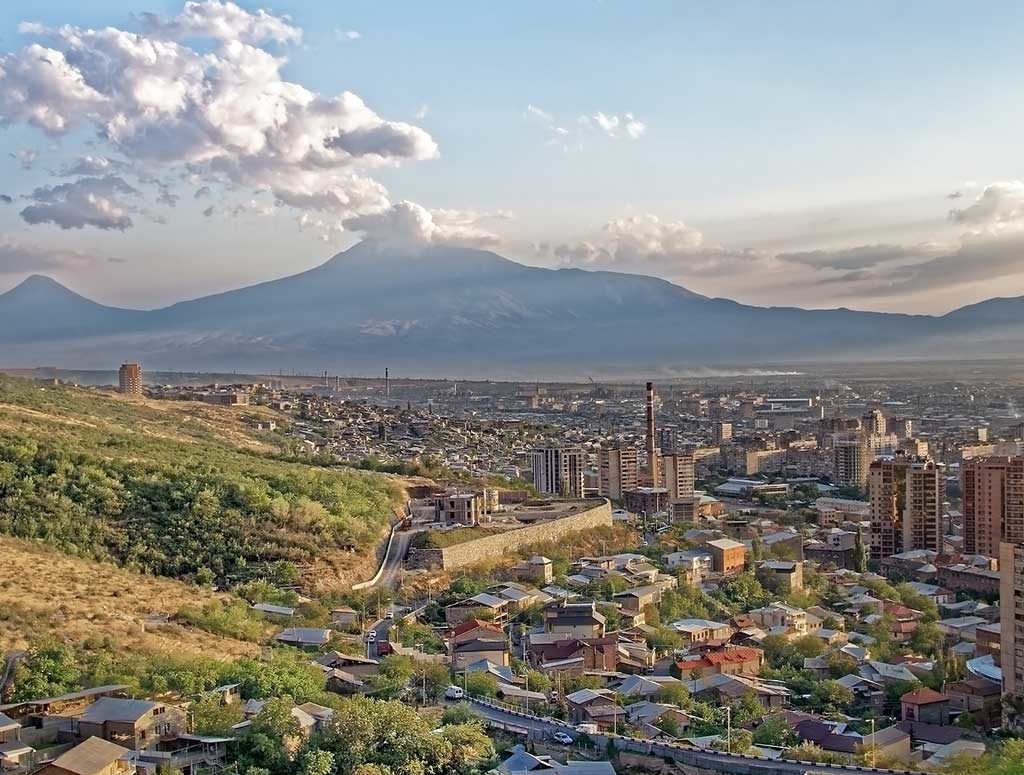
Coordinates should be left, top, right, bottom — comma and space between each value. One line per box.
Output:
868, 453, 942, 560
598, 446, 638, 502
660, 452, 695, 502
962, 456, 1024, 556
834, 431, 869, 491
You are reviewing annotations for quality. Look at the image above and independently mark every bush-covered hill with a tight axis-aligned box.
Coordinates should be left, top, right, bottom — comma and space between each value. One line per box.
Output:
0, 376, 401, 586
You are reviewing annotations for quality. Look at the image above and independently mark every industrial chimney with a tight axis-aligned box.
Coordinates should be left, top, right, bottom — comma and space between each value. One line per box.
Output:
646, 381, 659, 485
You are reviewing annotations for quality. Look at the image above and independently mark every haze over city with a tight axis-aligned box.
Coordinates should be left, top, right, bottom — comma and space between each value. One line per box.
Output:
1, 0, 1024, 315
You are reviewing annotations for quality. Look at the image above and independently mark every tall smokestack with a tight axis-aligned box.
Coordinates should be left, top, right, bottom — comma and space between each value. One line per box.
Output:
646, 381, 658, 484
385, 367, 390, 398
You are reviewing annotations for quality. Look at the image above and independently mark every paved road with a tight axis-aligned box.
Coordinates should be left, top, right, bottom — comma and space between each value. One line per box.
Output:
376, 528, 416, 589
468, 698, 915, 775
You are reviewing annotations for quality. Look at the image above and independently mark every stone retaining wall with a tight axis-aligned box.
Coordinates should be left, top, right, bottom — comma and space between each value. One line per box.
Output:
409, 499, 612, 570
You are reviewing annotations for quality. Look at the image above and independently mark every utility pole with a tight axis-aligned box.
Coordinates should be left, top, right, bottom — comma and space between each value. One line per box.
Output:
725, 705, 731, 752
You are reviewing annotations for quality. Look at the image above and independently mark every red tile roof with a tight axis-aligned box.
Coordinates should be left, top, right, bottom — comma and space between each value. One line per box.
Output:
901, 687, 949, 705
451, 618, 503, 637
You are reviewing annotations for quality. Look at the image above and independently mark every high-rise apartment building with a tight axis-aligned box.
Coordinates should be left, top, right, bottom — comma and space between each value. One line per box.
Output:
962, 456, 1024, 556
867, 453, 942, 560
531, 446, 585, 498
661, 453, 695, 503
1000, 541, 1024, 726
118, 363, 143, 394
598, 446, 639, 502
833, 432, 869, 491
713, 421, 732, 446
862, 409, 887, 436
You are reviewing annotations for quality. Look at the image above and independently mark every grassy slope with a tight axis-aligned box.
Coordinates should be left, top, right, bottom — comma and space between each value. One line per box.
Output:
0, 535, 261, 658
0, 377, 403, 590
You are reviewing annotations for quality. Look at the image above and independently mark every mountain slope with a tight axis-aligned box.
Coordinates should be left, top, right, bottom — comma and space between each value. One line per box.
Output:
2, 242, 1024, 376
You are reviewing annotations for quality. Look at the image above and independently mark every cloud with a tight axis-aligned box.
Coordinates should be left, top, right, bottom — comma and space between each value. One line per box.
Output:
1, 2, 438, 229
586, 111, 647, 139
194, 185, 211, 199
343, 201, 504, 249
0, 235, 106, 274
336, 29, 361, 41
777, 243, 944, 272
10, 147, 39, 170
414, 104, 428, 120
540, 214, 761, 276
59, 155, 127, 176
138, 0, 302, 45
202, 205, 215, 217
525, 104, 647, 151
0, 195, 11, 204
949, 181, 1024, 233
20, 175, 138, 230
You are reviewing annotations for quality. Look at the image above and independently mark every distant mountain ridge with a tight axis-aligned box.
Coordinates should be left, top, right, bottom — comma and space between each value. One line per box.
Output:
4, 241, 1024, 378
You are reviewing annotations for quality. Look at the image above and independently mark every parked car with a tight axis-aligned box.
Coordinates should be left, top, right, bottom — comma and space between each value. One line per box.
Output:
575, 723, 598, 735
444, 685, 465, 700
552, 732, 574, 745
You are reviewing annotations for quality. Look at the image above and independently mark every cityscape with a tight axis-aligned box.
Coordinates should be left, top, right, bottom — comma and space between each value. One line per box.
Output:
2, 3, 1024, 775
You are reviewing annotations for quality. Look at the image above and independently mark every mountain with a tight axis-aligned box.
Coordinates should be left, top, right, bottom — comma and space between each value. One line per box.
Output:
4, 242, 1024, 378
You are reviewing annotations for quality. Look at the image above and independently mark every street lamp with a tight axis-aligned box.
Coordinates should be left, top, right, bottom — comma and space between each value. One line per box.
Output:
416, 644, 426, 705
723, 706, 731, 752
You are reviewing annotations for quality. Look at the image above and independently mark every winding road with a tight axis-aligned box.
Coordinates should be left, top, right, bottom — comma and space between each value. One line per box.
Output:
467, 697, 918, 775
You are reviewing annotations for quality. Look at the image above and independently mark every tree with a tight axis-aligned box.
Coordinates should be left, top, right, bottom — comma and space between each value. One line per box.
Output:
752, 715, 797, 748
791, 634, 825, 660
811, 680, 854, 713
853, 527, 867, 573
463, 672, 498, 698
191, 695, 244, 735
11, 642, 81, 701
441, 703, 475, 725
654, 683, 691, 708
368, 655, 414, 699
909, 621, 944, 657
713, 728, 753, 754
411, 661, 452, 703
296, 749, 335, 775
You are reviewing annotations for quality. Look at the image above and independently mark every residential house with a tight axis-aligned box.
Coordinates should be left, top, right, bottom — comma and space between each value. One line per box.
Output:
275, 628, 332, 649
945, 678, 1001, 727
76, 698, 186, 751
669, 619, 733, 645
453, 639, 510, 671
513, 556, 554, 585
624, 701, 691, 738
36, 738, 133, 775
612, 585, 663, 613
544, 602, 606, 638
531, 637, 617, 674
0, 712, 32, 772
901, 688, 950, 725
565, 689, 622, 730
859, 661, 918, 685
445, 594, 510, 626
756, 560, 803, 593
663, 550, 713, 585
707, 538, 746, 575
835, 674, 885, 711
673, 646, 763, 679
252, 603, 295, 619
936, 616, 987, 644
329, 606, 359, 627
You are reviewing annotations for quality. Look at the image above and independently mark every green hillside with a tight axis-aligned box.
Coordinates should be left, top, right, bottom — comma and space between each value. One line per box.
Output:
0, 376, 401, 586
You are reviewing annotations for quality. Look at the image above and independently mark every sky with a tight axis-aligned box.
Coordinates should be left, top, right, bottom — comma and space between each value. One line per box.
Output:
1, 1, 1023, 313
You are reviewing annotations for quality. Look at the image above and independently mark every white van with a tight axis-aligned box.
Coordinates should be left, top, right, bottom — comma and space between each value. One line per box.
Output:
366, 630, 377, 642
444, 685, 465, 700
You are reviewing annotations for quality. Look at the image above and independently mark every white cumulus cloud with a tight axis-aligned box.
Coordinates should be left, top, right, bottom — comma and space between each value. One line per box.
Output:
138, 0, 302, 45
1, 2, 439, 231
343, 201, 505, 249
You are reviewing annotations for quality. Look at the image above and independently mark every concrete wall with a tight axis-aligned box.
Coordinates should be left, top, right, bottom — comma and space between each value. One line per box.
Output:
413, 499, 613, 570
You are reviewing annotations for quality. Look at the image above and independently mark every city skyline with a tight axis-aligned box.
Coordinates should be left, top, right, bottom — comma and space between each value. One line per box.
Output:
0, 1, 1023, 313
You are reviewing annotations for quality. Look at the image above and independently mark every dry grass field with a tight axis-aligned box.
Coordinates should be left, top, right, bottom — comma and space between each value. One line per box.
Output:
0, 536, 259, 659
